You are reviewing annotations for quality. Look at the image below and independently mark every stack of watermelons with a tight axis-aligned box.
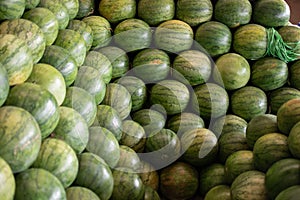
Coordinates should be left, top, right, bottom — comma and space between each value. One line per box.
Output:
0, 0, 300, 199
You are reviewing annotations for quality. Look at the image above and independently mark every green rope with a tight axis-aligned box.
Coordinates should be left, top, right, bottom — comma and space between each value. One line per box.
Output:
265, 28, 300, 63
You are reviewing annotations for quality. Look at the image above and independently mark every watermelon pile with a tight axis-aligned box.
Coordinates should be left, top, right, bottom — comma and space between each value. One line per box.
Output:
0, 0, 300, 199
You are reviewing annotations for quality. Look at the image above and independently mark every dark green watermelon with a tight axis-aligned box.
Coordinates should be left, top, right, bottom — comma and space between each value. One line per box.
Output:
289, 61, 300, 90
66, 187, 100, 200
0, 156, 15, 200
275, 185, 300, 200
204, 185, 231, 200
76, 0, 95, 19
0, 0, 25, 20
277, 98, 300, 134
138, 161, 159, 191
288, 121, 300, 159
0, 65, 9, 107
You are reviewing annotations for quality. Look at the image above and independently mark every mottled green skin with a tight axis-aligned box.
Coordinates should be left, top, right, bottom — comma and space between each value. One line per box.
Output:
289, 61, 300, 90
0, 157, 15, 200
0, 0, 25, 20
116, 145, 141, 171
83, 50, 112, 83
5, 82, 59, 139
25, 0, 40, 9
181, 128, 218, 167
160, 162, 199, 200
224, 150, 255, 184
173, 50, 212, 86
231, 170, 267, 200
278, 25, 300, 57
26, 63, 66, 106
199, 163, 226, 196
0, 18, 46, 64
111, 167, 145, 200
66, 187, 100, 200
74, 66, 106, 104
137, 0, 175, 26
251, 57, 288, 91
214, 53, 250, 90
58, 0, 79, 20
76, 0, 95, 19
32, 138, 78, 188
253, 0, 290, 27
92, 105, 123, 141
265, 158, 300, 199
246, 114, 279, 149
253, 133, 291, 172
214, 0, 252, 28
154, 20, 194, 53
15, 168, 66, 200
52, 106, 89, 154
138, 161, 159, 190
288, 121, 300, 159
276, 185, 300, 200
54, 29, 87, 66
233, 24, 267, 60
132, 48, 170, 83
75, 152, 114, 200
144, 186, 160, 200
0, 106, 41, 173
0, 65, 9, 107
68, 19, 93, 51
277, 98, 300, 134
86, 126, 120, 168
230, 86, 268, 121
22, 7, 59, 46
204, 185, 231, 200
114, 18, 152, 52
96, 46, 129, 79
82, 16, 112, 49
0, 34, 33, 86
270, 87, 300, 114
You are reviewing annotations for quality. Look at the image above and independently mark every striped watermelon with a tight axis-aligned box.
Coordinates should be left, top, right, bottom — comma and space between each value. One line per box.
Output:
66, 187, 100, 200
0, 156, 15, 200
277, 98, 300, 134
204, 185, 231, 200
0, 0, 25, 20
57, 0, 79, 20
116, 145, 141, 171
278, 25, 300, 57
25, 0, 40, 9
76, 0, 94, 18
290, 61, 300, 90
0, 65, 9, 107
0, 106, 41, 173
275, 185, 300, 200
144, 185, 160, 200
32, 138, 79, 188
138, 161, 159, 190
14, 168, 66, 200
288, 121, 300, 159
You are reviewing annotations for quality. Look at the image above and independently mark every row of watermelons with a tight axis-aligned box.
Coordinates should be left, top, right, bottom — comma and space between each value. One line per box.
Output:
0, 0, 300, 199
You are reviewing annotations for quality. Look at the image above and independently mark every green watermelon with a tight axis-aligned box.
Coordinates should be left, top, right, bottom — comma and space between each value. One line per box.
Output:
0, 65, 9, 107
288, 121, 300, 159
138, 161, 159, 190
278, 25, 300, 58
277, 98, 300, 134
144, 185, 160, 200
275, 185, 300, 200
0, 156, 15, 200
5, 82, 59, 139
66, 187, 100, 200
289, 61, 300, 90
116, 145, 141, 171
32, 138, 78, 188
0, 106, 41, 173
0, 34, 33, 86
0, 0, 25, 20
57, 0, 79, 20
75, 152, 114, 200
204, 185, 231, 200
14, 168, 66, 200
76, 0, 94, 19
25, 0, 40, 9
22, 7, 59, 46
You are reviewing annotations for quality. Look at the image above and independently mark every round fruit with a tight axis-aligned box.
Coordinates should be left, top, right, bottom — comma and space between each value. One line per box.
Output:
0, 65, 9, 106
0, 156, 15, 200
0, 0, 25, 20
66, 187, 100, 200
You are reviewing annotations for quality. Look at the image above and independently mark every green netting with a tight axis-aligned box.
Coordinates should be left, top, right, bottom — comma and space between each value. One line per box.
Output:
265, 28, 300, 63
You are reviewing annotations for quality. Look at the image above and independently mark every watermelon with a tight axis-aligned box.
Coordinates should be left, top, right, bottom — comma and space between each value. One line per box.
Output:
275, 185, 300, 200
253, 133, 291, 172
82, 15, 112, 49
111, 167, 145, 200
5, 82, 60, 139
92, 105, 123, 141
76, 0, 94, 19
181, 128, 218, 167
246, 114, 279, 149
154, 20, 194, 53
0, 34, 33, 86
22, 7, 59, 46
113, 18, 152, 52
32, 138, 79, 188
214, 0, 252, 28
195, 21, 232, 57
62, 86, 97, 127
0, 18, 46, 64
231, 170, 267, 200
213, 53, 250, 90
54, 29, 87, 66
172, 50, 212, 86
52, 106, 89, 154
26, 63, 66, 106
144, 185, 160, 200
176, 0, 213, 27
224, 150, 255, 184
199, 163, 226, 196
39, 45, 78, 87
288, 121, 300, 159
204, 185, 231, 200
116, 145, 141, 171
0, 0, 25, 20
74, 65, 106, 104
0, 65, 9, 107
278, 25, 300, 57
253, 0, 290, 27
265, 158, 300, 199
138, 161, 159, 190
0, 156, 15, 200
233, 24, 267, 60
0, 106, 41, 173
25, 0, 40, 9
230, 86, 268, 121
290, 61, 300, 90
86, 126, 120, 168
132, 48, 170, 83
83, 50, 112, 84
57, 0, 79, 20
159, 161, 199, 200
120, 120, 146, 153
67, 19, 94, 51
14, 168, 66, 200
74, 152, 114, 200
66, 187, 100, 200
137, 0, 175, 26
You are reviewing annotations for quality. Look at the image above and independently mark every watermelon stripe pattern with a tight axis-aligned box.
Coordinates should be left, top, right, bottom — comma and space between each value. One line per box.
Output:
0, 0, 25, 20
